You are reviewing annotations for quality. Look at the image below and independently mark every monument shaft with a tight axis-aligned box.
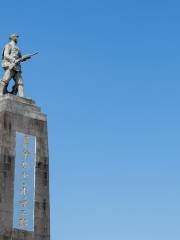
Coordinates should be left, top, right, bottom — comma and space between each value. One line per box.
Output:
0, 95, 50, 240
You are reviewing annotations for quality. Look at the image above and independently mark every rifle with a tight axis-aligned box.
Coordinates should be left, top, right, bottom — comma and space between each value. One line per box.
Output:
9, 52, 39, 70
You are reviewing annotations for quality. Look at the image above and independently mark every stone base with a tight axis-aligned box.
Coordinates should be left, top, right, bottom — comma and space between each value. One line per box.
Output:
0, 94, 50, 240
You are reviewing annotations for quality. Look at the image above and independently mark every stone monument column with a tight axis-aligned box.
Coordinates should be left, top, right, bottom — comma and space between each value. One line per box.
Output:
0, 94, 50, 240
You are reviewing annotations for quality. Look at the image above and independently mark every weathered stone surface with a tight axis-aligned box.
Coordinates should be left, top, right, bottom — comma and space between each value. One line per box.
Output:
0, 94, 50, 240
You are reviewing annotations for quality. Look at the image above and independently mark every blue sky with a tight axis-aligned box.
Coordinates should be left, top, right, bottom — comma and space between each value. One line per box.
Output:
1, 0, 180, 239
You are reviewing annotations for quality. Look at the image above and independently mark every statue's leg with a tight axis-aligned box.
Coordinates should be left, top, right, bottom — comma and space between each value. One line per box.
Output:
0, 69, 13, 95
14, 71, 24, 97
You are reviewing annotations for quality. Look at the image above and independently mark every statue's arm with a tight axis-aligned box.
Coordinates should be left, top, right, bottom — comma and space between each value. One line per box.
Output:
3, 44, 12, 62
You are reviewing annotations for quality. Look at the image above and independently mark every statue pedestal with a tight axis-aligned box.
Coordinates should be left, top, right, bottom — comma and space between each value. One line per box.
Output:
0, 94, 50, 240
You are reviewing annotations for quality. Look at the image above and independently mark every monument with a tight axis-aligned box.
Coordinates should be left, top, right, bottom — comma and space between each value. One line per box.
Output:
0, 34, 50, 240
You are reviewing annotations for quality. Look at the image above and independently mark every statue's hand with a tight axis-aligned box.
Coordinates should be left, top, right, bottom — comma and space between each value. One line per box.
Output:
10, 58, 15, 63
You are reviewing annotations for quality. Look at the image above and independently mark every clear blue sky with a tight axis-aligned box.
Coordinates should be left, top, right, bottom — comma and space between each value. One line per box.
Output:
1, 0, 180, 239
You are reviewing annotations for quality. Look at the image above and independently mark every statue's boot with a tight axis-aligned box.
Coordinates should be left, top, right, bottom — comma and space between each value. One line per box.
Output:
0, 81, 6, 96
18, 84, 24, 97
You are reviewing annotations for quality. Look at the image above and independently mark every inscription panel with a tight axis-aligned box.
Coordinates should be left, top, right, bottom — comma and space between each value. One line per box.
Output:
13, 132, 36, 232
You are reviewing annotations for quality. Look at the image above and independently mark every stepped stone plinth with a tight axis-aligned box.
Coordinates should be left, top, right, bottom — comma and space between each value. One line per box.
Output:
0, 94, 50, 240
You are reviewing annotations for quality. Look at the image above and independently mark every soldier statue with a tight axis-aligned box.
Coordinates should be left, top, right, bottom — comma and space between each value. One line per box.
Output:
0, 34, 38, 97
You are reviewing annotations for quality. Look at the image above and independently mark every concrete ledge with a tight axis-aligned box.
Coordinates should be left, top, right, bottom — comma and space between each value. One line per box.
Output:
0, 94, 47, 121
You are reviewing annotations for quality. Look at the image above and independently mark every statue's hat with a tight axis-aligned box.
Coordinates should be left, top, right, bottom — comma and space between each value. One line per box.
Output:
9, 33, 19, 40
